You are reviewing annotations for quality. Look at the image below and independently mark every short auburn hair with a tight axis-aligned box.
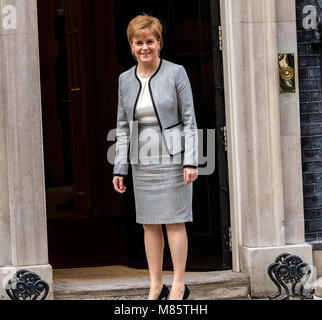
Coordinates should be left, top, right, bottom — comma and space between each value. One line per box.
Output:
127, 13, 163, 50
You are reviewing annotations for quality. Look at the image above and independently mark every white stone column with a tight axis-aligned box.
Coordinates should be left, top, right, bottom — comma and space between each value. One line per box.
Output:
240, 0, 285, 248
237, 0, 312, 297
0, 0, 53, 299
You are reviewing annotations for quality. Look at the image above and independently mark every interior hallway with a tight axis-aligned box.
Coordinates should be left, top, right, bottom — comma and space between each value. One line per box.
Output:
46, 186, 130, 269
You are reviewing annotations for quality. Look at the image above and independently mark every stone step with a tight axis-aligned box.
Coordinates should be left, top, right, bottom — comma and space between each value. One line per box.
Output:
53, 270, 250, 300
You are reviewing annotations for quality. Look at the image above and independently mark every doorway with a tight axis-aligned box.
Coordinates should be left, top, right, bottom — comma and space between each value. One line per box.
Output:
37, 0, 231, 271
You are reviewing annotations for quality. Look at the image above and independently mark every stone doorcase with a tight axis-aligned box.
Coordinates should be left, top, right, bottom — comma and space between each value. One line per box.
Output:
0, 0, 53, 299
220, 0, 313, 297
0, 0, 315, 300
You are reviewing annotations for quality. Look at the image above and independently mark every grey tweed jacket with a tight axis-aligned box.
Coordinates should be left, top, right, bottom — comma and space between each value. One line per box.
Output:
113, 59, 198, 177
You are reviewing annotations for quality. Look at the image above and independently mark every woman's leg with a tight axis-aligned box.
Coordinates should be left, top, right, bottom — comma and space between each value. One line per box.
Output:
165, 223, 188, 300
143, 224, 165, 300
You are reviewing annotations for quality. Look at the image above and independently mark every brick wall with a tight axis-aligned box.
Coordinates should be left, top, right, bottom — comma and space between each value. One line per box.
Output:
297, 0, 322, 242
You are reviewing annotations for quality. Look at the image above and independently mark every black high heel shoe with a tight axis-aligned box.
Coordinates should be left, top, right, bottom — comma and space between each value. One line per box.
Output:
158, 284, 170, 300
182, 285, 190, 300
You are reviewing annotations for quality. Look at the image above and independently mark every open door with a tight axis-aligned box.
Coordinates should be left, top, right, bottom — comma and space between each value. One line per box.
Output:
63, 0, 92, 214
114, 0, 232, 271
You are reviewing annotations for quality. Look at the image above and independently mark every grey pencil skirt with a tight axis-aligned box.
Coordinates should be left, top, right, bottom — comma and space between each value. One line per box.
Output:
131, 123, 193, 225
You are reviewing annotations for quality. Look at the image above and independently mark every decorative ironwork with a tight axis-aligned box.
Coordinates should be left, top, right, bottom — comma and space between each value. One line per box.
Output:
267, 253, 313, 300
5, 270, 49, 300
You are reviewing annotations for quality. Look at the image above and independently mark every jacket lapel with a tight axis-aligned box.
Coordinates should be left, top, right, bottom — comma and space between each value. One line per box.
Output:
122, 65, 141, 122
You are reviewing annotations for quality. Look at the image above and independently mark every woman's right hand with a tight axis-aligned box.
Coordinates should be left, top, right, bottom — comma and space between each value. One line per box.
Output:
113, 176, 127, 194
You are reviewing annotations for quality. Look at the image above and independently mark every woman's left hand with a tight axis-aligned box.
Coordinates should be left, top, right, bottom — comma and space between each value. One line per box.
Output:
184, 167, 198, 186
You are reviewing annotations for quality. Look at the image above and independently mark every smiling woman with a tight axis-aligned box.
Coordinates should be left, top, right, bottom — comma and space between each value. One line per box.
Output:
112, 13, 198, 301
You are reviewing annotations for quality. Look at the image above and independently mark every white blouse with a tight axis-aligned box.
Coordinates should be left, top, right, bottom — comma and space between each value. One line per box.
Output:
135, 75, 159, 124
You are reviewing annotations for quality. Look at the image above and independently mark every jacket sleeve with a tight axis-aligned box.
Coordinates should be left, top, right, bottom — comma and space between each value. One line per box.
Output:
175, 65, 198, 169
113, 75, 130, 177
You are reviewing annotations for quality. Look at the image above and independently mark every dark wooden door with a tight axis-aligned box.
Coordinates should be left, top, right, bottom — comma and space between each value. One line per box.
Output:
63, 0, 92, 214
115, 0, 231, 271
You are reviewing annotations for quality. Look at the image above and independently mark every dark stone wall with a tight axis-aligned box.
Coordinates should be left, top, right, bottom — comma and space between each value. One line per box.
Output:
297, 0, 322, 242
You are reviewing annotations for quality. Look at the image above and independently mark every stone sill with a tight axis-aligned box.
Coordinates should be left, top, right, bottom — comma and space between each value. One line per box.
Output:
53, 270, 250, 300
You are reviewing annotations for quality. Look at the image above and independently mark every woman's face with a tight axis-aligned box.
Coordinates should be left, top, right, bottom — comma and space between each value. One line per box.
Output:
131, 33, 161, 65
